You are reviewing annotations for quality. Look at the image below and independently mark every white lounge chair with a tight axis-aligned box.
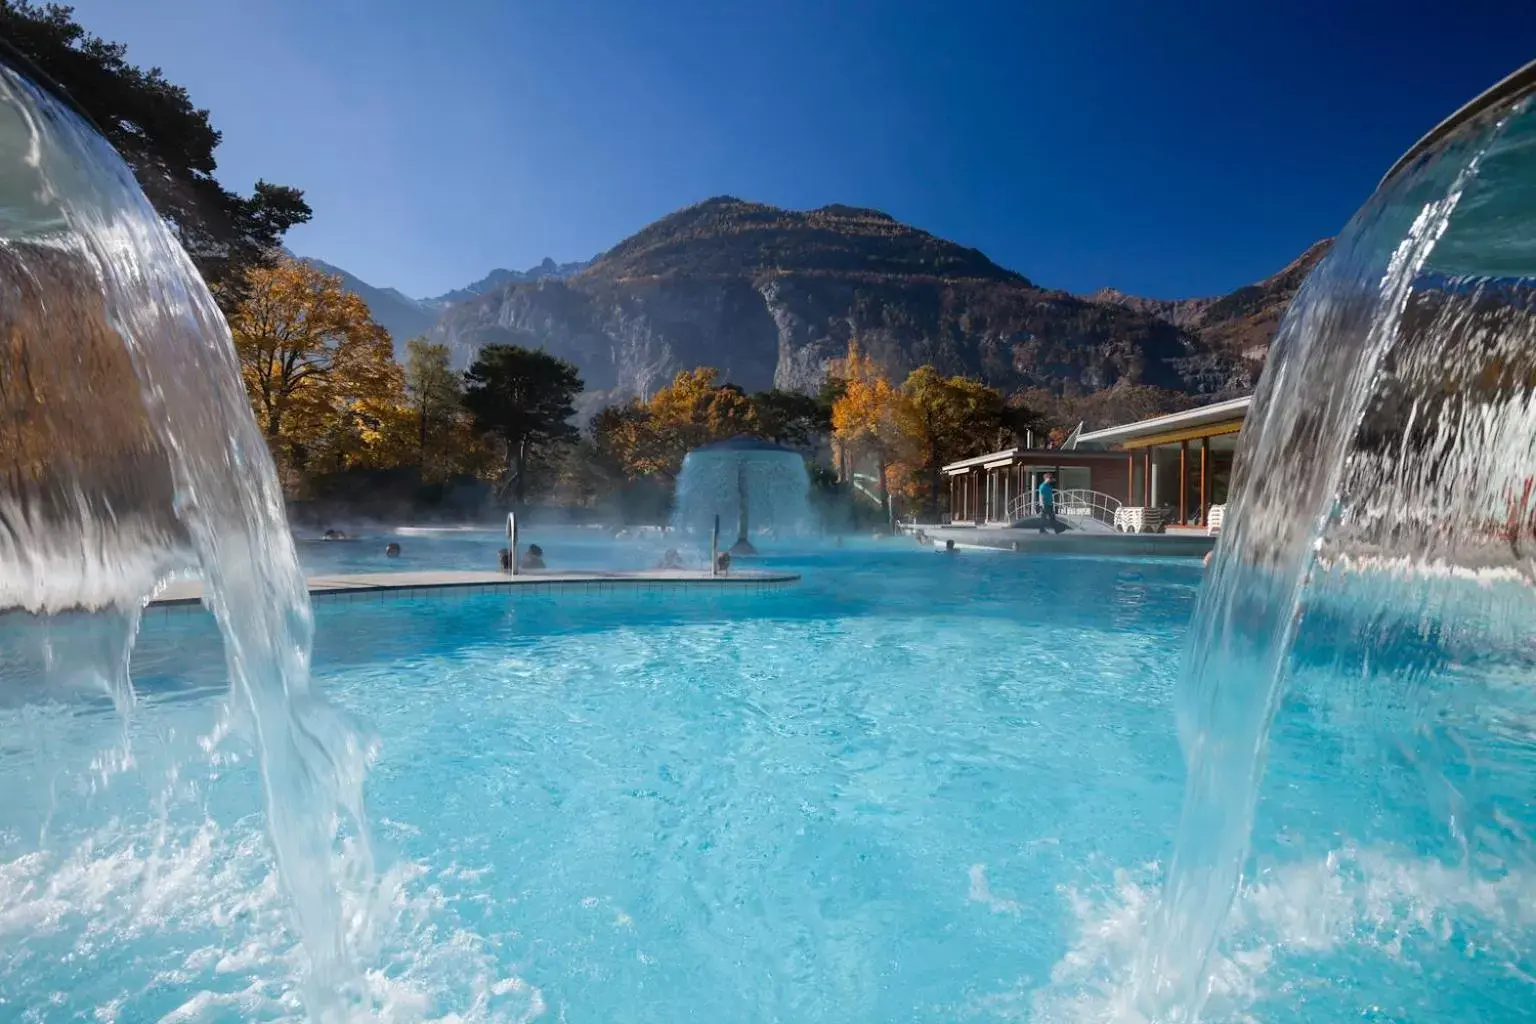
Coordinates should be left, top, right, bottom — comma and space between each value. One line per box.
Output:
1207, 504, 1226, 535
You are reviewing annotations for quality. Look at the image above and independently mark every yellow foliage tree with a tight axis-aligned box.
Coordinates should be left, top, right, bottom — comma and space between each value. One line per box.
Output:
228, 257, 404, 484
648, 367, 757, 456
830, 340, 907, 523
893, 366, 1008, 516
595, 367, 759, 481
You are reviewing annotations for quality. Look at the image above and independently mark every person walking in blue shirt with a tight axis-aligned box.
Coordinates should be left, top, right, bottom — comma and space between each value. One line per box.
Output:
1038, 472, 1060, 535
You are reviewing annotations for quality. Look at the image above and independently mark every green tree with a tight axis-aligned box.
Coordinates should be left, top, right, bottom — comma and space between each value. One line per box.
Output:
894, 367, 1007, 517
462, 345, 583, 504
750, 388, 830, 450
403, 338, 463, 473
0, 1, 310, 294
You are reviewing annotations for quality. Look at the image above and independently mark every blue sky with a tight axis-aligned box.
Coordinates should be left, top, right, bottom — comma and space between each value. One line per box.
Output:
67, 0, 1536, 300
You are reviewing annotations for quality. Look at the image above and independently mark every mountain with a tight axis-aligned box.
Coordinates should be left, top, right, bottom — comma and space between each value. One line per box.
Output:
1089, 239, 1333, 375
429, 197, 1238, 402
300, 258, 436, 356
1190, 240, 1333, 362
422, 257, 592, 309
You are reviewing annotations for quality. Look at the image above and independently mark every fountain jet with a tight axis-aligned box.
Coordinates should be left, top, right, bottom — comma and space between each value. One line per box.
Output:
671, 435, 813, 553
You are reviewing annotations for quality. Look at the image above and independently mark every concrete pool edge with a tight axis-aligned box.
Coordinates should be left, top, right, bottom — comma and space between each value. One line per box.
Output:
908, 525, 1216, 557
146, 569, 802, 609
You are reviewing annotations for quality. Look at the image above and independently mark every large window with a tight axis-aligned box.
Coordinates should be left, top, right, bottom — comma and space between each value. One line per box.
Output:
1057, 466, 1092, 492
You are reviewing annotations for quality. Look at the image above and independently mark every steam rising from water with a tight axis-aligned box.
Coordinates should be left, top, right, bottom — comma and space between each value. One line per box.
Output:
0, 65, 371, 1013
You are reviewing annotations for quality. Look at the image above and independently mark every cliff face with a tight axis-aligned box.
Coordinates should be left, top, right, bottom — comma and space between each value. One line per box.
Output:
431, 197, 1237, 399
1089, 240, 1334, 368
1193, 240, 1333, 362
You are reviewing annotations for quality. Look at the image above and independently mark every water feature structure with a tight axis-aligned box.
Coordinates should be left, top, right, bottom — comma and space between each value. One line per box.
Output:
1137, 60, 1536, 1021
0, 43, 371, 1015
671, 435, 814, 554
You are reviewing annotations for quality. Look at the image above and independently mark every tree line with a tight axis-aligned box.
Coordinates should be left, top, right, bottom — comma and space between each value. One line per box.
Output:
224, 257, 1070, 522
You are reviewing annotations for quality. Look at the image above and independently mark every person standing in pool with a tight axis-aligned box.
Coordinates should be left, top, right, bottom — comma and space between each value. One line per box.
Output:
1038, 472, 1060, 535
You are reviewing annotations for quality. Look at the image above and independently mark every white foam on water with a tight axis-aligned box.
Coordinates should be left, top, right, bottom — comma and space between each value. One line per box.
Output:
0, 809, 547, 1023
967, 863, 1025, 916
1027, 845, 1536, 1023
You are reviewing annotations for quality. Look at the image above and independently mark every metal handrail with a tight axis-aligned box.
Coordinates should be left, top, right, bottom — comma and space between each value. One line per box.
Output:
1006, 488, 1123, 527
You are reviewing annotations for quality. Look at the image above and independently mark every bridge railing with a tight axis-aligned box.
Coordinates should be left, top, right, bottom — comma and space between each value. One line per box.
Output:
1006, 488, 1123, 528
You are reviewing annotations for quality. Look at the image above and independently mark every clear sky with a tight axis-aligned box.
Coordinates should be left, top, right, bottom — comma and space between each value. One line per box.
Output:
66, 0, 1536, 300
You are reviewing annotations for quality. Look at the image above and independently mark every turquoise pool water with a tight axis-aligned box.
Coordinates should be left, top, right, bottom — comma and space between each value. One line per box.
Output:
2, 544, 1533, 1021
293, 524, 674, 575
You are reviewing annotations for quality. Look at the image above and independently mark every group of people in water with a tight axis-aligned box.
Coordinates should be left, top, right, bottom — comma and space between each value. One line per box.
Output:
315, 530, 738, 574
487, 544, 730, 574
498, 544, 545, 571
321, 528, 403, 558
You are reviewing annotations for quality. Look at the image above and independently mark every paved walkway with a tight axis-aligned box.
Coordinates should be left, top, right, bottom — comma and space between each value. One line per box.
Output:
151, 569, 800, 607
909, 525, 1214, 557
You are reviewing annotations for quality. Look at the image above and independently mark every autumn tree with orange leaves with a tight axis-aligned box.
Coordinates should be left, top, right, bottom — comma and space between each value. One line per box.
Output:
228, 257, 404, 486
591, 367, 759, 482
830, 341, 906, 526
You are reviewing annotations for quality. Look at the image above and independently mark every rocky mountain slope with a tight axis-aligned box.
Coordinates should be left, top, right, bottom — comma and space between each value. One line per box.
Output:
301, 258, 436, 353
428, 197, 1238, 400
299, 256, 593, 359
314, 201, 1330, 407
1089, 239, 1332, 372
421, 257, 592, 310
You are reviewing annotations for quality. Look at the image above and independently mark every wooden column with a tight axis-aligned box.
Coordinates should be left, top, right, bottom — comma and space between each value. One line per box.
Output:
1200, 437, 1209, 524
1142, 450, 1152, 505
1126, 455, 1134, 504
1179, 440, 1188, 525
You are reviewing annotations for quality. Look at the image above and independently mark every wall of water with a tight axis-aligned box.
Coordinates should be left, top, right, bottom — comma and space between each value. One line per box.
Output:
670, 450, 815, 548
0, 68, 371, 1013
1140, 88, 1536, 1019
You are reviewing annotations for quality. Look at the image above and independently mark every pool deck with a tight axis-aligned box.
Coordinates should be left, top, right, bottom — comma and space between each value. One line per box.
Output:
906, 524, 1215, 557
150, 569, 800, 607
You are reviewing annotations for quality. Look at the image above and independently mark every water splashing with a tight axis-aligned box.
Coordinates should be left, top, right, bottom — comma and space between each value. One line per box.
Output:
0, 62, 371, 1015
1139, 81, 1536, 1020
670, 436, 814, 552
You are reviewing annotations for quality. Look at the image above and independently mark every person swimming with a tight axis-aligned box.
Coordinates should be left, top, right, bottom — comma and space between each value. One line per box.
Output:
519, 544, 546, 570
657, 548, 684, 570
384, 542, 401, 558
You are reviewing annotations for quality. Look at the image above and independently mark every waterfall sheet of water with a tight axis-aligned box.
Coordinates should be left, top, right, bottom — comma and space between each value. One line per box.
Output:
0, 67, 373, 1015
1139, 86, 1536, 1020
670, 447, 814, 552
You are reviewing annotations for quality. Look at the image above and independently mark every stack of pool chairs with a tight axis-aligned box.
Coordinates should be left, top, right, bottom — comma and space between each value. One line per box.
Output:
1113, 506, 1166, 533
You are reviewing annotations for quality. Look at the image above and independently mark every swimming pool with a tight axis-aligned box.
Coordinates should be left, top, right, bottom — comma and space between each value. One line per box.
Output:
293, 524, 674, 576
1, 544, 1532, 1021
